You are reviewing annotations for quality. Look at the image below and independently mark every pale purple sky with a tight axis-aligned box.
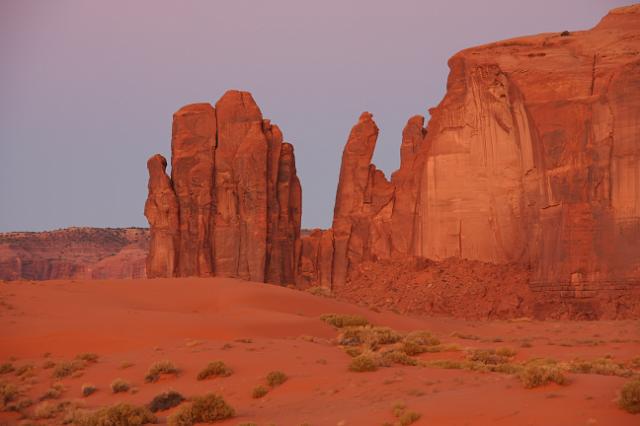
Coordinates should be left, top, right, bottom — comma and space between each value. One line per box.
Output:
0, 0, 631, 231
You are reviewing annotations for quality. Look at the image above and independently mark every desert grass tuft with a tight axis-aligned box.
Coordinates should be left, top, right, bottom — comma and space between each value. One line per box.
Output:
618, 378, 640, 414
149, 389, 185, 413
145, 360, 179, 383
75, 353, 99, 363
400, 331, 440, 355
569, 357, 632, 378
167, 393, 234, 426
0, 363, 15, 375
110, 378, 131, 393
519, 364, 567, 388
40, 382, 65, 400
0, 381, 19, 409
69, 402, 156, 426
320, 313, 369, 328
197, 361, 233, 381
252, 385, 269, 399
81, 383, 97, 397
266, 371, 288, 387
348, 353, 379, 372
52, 360, 85, 379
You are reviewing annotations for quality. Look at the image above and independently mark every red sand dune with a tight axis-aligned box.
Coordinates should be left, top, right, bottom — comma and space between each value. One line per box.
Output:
1, 278, 638, 425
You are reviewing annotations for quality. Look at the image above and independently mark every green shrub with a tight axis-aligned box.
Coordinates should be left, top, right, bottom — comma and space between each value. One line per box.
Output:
197, 361, 233, 381
168, 394, 234, 426
149, 390, 184, 413
110, 378, 131, 393
70, 403, 156, 426
320, 313, 369, 328
266, 371, 288, 387
519, 364, 567, 388
619, 378, 640, 414
252, 385, 268, 399
145, 360, 179, 383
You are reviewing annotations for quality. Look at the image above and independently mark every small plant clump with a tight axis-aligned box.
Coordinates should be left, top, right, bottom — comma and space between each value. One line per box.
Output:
149, 390, 185, 413
110, 378, 131, 393
401, 331, 440, 355
0, 381, 19, 409
570, 357, 632, 378
70, 403, 156, 426
15, 363, 35, 377
168, 393, 235, 426
349, 353, 379, 372
320, 313, 369, 328
467, 348, 515, 366
42, 360, 56, 369
252, 385, 269, 399
52, 360, 85, 379
40, 382, 65, 400
519, 364, 567, 388
339, 326, 402, 349
266, 371, 288, 387
618, 378, 640, 414
380, 350, 418, 367
81, 383, 97, 397
197, 361, 233, 381
0, 363, 15, 375
391, 403, 421, 426
145, 360, 179, 383
75, 353, 99, 363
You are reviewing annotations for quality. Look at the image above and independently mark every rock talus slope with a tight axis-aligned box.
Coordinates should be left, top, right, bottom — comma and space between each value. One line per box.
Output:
145, 90, 302, 284
297, 5, 640, 318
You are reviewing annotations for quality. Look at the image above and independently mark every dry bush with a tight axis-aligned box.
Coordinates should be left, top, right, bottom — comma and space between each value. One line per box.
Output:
423, 359, 466, 370
400, 331, 440, 355
33, 400, 69, 419
451, 332, 480, 340
15, 364, 35, 377
569, 358, 632, 377
618, 378, 640, 414
252, 385, 268, 399
149, 390, 184, 413
168, 393, 234, 426
0, 363, 15, 375
145, 360, 179, 383
53, 360, 85, 379
339, 326, 402, 349
349, 353, 379, 372
42, 360, 56, 369
266, 371, 288, 387
81, 383, 97, 397
380, 350, 418, 367
467, 348, 514, 365
40, 382, 65, 400
120, 361, 134, 369
0, 381, 19, 409
392, 403, 421, 426
197, 361, 232, 381
320, 313, 369, 328
75, 353, 99, 363
519, 364, 567, 388
343, 347, 363, 358
110, 378, 131, 393
70, 403, 156, 426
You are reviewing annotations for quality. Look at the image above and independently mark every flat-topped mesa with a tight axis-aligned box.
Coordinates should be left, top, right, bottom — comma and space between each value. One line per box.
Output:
297, 5, 640, 318
145, 90, 302, 284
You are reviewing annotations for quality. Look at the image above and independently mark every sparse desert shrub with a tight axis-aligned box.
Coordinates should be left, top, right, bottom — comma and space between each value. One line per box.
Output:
266, 371, 288, 387
339, 326, 402, 349
320, 313, 369, 328
149, 390, 185, 413
42, 360, 56, 369
344, 347, 363, 358
167, 393, 234, 426
423, 359, 466, 370
400, 331, 440, 356
569, 358, 632, 377
40, 382, 65, 400
519, 364, 567, 388
15, 363, 34, 377
560, 30, 571, 36
252, 385, 268, 399
0, 363, 14, 375
111, 378, 131, 393
467, 348, 512, 365
145, 360, 179, 383
380, 350, 418, 367
81, 383, 97, 397
5, 397, 33, 412
349, 353, 379, 372
451, 332, 480, 340
392, 403, 421, 426
618, 378, 640, 414
0, 381, 19, 408
53, 360, 85, 378
75, 353, 99, 363
120, 361, 134, 369
33, 400, 71, 419
197, 361, 232, 381
70, 402, 156, 426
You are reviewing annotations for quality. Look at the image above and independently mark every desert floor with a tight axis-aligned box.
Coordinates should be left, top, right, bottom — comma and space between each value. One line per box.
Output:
0, 278, 638, 425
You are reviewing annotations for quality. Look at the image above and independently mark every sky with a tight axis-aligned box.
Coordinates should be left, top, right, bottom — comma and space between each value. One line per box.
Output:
0, 0, 632, 232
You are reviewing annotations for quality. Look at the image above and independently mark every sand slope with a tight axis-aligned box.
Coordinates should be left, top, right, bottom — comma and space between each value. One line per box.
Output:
1, 278, 638, 425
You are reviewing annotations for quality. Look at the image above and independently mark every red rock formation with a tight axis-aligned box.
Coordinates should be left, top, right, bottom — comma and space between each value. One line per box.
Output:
145, 90, 302, 284
297, 5, 640, 318
0, 228, 148, 281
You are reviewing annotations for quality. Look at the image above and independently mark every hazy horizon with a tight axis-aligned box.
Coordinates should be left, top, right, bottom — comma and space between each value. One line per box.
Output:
0, 0, 632, 232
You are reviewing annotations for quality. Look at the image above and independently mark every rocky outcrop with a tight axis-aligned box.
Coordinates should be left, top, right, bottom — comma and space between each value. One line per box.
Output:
0, 228, 148, 281
296, 5, 640, 317
145, 90, 302, 284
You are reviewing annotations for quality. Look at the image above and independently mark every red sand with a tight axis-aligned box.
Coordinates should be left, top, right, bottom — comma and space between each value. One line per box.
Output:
1, 278, 638, 425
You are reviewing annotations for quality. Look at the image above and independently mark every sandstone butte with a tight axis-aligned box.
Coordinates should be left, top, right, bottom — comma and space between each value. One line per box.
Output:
296, 5, 640, 317
145, 90, 302, 284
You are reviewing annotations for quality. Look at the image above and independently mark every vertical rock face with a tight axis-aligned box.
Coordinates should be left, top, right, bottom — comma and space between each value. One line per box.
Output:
145, 90, 302, 284
297, 5, 640, 316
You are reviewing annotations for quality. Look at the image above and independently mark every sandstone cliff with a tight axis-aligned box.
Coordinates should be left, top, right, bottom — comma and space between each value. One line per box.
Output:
0, 227, 148, 281
297, 5, 640, 318
145, 90, 302, 284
